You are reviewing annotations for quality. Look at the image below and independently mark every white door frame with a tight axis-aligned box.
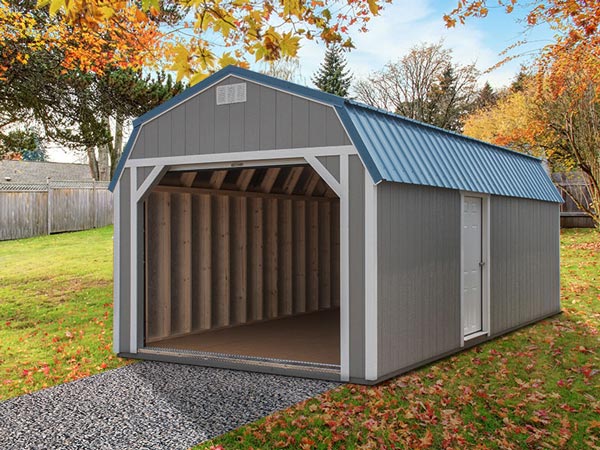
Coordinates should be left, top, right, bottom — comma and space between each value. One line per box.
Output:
126, 148, 354, 380
460, 191, 491, 346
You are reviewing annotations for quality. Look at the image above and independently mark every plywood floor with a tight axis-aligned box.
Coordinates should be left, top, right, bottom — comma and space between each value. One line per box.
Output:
149, 309, 340, 365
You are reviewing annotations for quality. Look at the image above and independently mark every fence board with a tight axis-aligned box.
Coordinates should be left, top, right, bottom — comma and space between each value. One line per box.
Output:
0, 181, 112, 241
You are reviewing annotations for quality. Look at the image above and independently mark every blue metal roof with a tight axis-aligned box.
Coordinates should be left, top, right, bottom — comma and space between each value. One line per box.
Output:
344, 101, 563, 202
109, 66, 562, 203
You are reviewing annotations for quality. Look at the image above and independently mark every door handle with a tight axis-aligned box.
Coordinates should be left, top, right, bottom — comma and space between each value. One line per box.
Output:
479, 261, 486, 267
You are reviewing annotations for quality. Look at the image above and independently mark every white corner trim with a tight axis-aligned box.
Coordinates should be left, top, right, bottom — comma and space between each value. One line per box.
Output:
113, 184, 121, 354
460, 191, 491, 347
130, 169, 138, 353
135, 165, 167, 203
339, 153, 350, 382
364, 172, 378, 381
304, 155, 342, 197
124, 145, 357, 168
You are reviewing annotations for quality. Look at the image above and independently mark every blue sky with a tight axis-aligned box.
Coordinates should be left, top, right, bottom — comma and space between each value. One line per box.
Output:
290, 0, 554, 90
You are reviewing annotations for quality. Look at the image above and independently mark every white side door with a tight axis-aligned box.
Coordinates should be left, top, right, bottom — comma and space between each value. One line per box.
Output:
462, 196, 483, 336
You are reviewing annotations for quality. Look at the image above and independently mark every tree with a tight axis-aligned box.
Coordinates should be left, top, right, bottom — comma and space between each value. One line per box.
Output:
473, 82, 498, 111
463, 64, 600, 226
447, 1, 600, 226
312, 45, 352, 97
261, 58, 304, 84
354, 42, 480, 131
0, 0, 183, 180
33, 0, 386, 85
0, 129, 45, 161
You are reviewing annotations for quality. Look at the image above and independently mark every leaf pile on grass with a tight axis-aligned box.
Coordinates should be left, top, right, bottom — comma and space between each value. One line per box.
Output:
199, 229, 599, 449
0, 227, 128, 401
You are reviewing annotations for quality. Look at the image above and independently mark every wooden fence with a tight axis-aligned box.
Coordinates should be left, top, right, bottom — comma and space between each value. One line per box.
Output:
551, 172, 595, 228
0, 181, 112, 241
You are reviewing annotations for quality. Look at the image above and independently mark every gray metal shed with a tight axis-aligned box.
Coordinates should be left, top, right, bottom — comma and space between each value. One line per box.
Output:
109, 66, 562, 384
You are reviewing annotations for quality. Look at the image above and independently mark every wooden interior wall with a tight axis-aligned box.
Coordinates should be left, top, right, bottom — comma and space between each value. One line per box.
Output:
145, 189, 340, 342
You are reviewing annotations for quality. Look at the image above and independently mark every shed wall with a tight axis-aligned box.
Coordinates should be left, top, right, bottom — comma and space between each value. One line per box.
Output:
490, 196, 560, 334
117, 168, 131, 353
348, 156, 365, 380
129, 76, 351, 160
377, 183, 461, 378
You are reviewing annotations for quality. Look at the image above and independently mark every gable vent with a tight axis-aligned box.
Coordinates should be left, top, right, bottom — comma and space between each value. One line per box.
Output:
216, 83, 247, 105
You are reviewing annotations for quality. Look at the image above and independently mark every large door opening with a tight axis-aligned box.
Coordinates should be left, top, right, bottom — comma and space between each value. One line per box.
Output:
143, 164, 341, 366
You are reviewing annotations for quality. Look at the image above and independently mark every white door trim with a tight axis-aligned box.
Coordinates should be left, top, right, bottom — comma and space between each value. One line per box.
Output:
128, 151, 352, 380
460, 191, 491, 347
124, 145, 357, 168
364, 172, 378, 381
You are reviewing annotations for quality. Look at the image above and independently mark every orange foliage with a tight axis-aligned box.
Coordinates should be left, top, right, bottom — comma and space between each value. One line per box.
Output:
0, 0, 162, 79
32, 0, 390, 84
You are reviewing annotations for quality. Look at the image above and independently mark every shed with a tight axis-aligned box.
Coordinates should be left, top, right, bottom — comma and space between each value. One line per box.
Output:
109, 66, 562, 384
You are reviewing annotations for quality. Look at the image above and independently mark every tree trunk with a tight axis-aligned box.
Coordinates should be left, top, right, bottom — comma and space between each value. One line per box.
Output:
87, 147, 100, 181
97, 144, 110, 181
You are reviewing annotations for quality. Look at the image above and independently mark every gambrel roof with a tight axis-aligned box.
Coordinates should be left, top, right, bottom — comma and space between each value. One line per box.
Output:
110, 66, 562, 203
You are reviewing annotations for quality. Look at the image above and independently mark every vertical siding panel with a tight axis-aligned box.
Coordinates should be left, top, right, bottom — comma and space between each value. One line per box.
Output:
309, 102, 327, 147
152, 192, 171, 339
318, 201, 331, 309
291, 97, 309, 148
197, 194, 212, 330
199, 89, 215, 153
325, 107, 348, 146
158, 115, 171, 155
170, 193, 192, 334
264, 198, 279, 318
249, 197, 264, 320
171, 105, 186, 156
331, 200, 340, 308
229, 102, 245, 153
244, 82, 260, 150
377, 183, 461, 377
348, 156, 366, 380
259, 86, 276, 150
213, 195, 230, 326
307, 200, 319, 312
231, 196, 248, 324
293, 200, 307, 313
490, 196, 560, 336
279, 199, 293, 316
275, 92, 293, 149
214, 104, 230, 153
185, 97, 200, 155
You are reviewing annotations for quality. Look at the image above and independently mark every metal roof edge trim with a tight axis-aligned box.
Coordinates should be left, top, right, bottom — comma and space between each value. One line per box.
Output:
345, 99, 543, 163
335, 105, 383, 184
108, 124, 141, 192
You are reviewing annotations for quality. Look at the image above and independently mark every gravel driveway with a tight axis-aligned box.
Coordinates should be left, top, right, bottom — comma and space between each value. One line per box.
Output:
0, 362, 338, 449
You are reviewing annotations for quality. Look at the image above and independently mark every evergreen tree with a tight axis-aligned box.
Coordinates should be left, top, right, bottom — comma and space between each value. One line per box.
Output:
474, 82, 498, 110
312, 45, 352, 97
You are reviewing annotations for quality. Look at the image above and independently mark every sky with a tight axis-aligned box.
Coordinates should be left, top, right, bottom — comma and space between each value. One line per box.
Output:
48, 1, 554, 163
292, 0, 554, 90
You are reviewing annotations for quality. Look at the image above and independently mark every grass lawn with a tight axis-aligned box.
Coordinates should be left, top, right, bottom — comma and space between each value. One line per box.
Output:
199, 229, 600, 450
0, 226, 127, 400
0, 227, 598, 448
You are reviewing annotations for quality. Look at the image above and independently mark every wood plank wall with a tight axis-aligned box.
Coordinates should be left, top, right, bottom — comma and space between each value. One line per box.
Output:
146, 190, 340, 342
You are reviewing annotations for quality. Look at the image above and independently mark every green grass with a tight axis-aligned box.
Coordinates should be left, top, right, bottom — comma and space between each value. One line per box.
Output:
1, 226, 598, 448
198, 229, 600, 450
0, 226, 128, 400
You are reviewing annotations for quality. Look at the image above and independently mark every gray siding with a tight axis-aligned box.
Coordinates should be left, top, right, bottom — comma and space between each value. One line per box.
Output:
490, 197, 560, 334
377, 183, 461, 378
118, 169, 131, 353
317, 155, 340, 182
129, 76, 351, 159
348, 156, 365, 379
